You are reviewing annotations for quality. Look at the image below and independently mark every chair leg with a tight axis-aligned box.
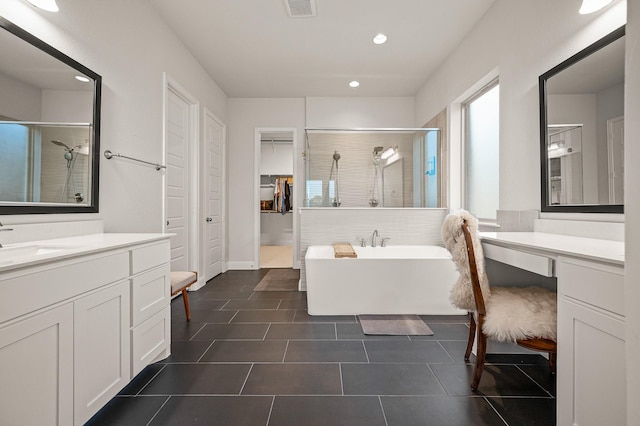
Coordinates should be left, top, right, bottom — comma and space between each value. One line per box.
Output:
548, 352, 556, 374
182, 288, 191, 322
471, 320, 487, 391
464, 311, 476, 361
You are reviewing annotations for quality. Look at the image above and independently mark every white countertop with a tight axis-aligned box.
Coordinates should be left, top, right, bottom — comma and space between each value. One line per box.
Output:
480, 232, 624, 266
0, 233, 171, 272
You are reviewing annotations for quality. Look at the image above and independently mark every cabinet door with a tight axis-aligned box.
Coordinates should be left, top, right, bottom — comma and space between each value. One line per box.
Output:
74, 281, 130, 426
0, 304, 73, 426
557, 296, 626, 426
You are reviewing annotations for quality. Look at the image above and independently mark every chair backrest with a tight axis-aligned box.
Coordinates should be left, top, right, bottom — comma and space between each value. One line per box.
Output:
461, 221, 486, 316
441, 209, 491, 312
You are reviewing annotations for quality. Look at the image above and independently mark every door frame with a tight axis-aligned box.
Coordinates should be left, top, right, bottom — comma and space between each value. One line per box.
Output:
254, 127, 298, 270
162, 73, 200, 279
201, 107, 227, 282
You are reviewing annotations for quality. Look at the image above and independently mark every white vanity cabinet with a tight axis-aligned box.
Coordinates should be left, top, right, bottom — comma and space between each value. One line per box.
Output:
0, 303, 74, 426
0, 234, 171, 426
480, 232, 625, 426
557, 256, 626, 426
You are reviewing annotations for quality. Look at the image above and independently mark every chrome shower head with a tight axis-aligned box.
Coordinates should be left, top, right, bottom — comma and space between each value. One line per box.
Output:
333, 151, 341, 161
51, 140, 71, 150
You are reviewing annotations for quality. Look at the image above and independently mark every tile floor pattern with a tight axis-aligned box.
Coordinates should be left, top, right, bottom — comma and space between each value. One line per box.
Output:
86, 270, 556, 426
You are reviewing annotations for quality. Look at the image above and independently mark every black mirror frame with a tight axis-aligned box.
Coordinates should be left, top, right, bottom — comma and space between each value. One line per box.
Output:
539, 25, 625, 214
0, 17, 101, 215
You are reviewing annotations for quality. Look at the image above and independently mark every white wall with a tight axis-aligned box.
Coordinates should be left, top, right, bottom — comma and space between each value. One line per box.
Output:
226, 98, 305, 268
0, 0, 227, 232
415, 0, 626, 213
0, 73, 41, 120
306, 97, 415, 128
625, 0, 639, 419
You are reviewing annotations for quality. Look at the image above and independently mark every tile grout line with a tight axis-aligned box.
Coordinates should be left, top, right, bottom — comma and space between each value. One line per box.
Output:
187, 323, 208, 341
195, 340, 217, 363
135, 363, 167, 396
339, 362, 345, 395
145, 395, 171, 426
483, 396, 510, 426
265, 395, 276, 426
238, 363, 255, 395
515, 364, 555, 397
282, 340, 290, 363
362, 340, 371, 363
377, 395, 390, 426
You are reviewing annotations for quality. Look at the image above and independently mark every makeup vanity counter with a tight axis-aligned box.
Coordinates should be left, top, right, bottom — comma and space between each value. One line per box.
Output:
480, 232, 625, 426
0, 233, 172, 426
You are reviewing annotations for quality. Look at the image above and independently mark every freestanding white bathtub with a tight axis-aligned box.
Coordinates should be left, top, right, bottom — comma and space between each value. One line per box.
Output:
305, 245, 466, 316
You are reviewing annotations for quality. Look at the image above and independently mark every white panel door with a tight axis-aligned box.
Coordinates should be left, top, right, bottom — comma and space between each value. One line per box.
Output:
166, 88, 190, 271
204, 111, 223, 280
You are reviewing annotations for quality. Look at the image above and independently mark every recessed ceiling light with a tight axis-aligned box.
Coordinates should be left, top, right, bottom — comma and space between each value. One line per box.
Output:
373, 33, 388, 45
75, 75, 91, 83
25, 0, 59, 12
349, 81, 360, 88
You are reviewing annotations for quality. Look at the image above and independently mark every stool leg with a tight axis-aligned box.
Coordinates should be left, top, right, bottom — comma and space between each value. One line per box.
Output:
182, 288, 191, 321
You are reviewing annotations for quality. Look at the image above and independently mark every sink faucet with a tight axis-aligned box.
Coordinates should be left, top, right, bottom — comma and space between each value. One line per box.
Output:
371, 229, 379, 247
0, 222, 14, 248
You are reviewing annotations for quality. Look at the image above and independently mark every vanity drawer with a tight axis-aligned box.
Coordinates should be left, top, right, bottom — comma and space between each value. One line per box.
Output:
130, 241, 170, 275
131, 264, 170, 327
131, 306, 170, 377
482, 243, 554, 277
557, 256, 624, 315
0, 251, 129, 324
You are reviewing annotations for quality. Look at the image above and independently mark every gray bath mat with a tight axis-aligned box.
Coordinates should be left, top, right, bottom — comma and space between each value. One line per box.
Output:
359, 315, 434, 336
253, 269, 300, 291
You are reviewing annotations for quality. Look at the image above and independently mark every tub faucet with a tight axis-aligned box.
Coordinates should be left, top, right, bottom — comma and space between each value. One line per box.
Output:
371, 229, 379, 247
0, 222, 14, 248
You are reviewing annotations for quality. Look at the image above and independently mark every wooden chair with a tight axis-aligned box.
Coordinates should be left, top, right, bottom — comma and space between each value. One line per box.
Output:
459, 220, 557, 391
170, 271, 198, 321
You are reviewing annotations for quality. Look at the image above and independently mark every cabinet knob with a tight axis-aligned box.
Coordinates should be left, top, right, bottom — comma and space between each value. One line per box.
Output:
206, 217, 213, 222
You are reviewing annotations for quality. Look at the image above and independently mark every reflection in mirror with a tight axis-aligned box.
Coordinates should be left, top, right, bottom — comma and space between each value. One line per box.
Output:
304, 129, 442, 208
0, 17, 101, 214
539, 26, 624, 213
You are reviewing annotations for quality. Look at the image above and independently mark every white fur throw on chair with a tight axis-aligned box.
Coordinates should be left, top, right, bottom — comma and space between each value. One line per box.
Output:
441, 210, 557, 342
441, 209, 491, 311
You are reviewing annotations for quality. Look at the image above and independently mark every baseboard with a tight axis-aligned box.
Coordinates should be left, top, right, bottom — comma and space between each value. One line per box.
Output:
188, 278, 207, 292
227, 261, 258, 270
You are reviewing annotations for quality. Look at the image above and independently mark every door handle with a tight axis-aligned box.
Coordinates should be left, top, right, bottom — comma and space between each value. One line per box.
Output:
206, 217, 213, 222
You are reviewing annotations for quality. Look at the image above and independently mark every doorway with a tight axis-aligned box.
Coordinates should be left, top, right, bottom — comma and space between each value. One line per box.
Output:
163, 75, 199, 277
254, 128, 297, 269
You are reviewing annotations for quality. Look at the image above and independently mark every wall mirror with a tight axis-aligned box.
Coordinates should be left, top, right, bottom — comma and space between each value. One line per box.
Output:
539, 26, 624, 213
0, 17, 101, 214
304, 128, 442, 208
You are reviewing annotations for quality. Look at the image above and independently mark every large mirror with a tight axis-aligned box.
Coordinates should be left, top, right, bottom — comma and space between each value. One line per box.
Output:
0, 17, 101, 214
539, 26, 624, 213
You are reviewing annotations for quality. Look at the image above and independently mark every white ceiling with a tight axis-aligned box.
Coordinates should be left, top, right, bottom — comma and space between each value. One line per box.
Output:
148, 0, 496, 98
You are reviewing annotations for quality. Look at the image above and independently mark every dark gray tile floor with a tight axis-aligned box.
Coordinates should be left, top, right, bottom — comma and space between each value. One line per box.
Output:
86, 269, 556, 426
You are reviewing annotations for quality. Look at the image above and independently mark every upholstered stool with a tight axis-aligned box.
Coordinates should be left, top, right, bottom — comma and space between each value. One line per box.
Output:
170, 271, 198, 321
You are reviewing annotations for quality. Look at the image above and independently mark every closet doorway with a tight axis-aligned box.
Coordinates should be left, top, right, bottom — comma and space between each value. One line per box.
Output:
254, 128, 297, 269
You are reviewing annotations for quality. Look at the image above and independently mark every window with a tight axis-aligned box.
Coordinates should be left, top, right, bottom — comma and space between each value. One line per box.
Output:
463, 81, 499, 220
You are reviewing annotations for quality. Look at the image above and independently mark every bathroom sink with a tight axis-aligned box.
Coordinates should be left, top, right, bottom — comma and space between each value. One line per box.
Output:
0, 244, 83, 263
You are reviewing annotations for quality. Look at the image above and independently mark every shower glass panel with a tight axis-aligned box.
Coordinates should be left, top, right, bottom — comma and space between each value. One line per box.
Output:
0, 121, 92, 205
304, 128, 441, 208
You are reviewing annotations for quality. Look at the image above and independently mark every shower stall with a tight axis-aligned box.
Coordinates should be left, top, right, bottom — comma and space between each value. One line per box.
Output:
304, 128, 442, 208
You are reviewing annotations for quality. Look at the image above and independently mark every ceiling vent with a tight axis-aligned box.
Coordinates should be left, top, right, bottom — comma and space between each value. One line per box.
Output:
284, 0, 316, 18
